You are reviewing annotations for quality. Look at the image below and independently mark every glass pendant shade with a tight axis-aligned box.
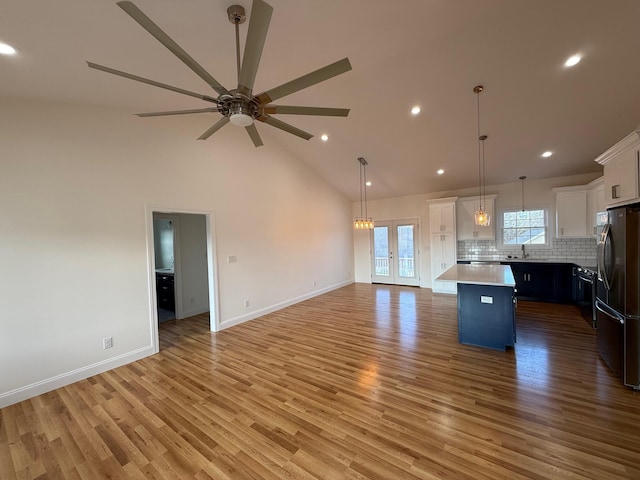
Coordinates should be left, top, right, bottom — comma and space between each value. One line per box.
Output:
474, 208, 491, 227
353, 218, 374, 229
354, 157, 374, 230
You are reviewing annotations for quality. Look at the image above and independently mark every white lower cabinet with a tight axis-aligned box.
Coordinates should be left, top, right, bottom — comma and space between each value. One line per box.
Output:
431, 233, 457, 294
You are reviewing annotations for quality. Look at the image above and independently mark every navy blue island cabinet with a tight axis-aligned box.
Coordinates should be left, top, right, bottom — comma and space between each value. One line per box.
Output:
437, 264, 517, 351
457, 283, 516, 350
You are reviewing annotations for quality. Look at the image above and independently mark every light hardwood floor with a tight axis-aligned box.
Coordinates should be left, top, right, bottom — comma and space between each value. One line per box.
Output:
2, 283, 639, 479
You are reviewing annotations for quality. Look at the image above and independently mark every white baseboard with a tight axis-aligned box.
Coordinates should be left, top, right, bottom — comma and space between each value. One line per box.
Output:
219, 280, 353, 331
0, 282, 354, 408
0, 346, 154, 409
177, 305, 209, 319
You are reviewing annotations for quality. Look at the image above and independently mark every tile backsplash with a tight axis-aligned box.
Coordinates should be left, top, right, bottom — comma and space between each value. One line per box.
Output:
458, 237, 597, 262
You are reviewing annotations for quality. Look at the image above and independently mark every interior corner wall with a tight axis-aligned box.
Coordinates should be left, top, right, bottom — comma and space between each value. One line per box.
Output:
0, 98, 354, 407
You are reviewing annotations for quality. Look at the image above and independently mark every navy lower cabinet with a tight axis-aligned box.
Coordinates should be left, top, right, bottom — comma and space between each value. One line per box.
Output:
457, 283, 516, 351
501, 262, 573, 303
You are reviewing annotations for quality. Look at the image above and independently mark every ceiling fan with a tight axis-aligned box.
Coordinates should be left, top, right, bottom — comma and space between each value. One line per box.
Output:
87, 0, 352, 147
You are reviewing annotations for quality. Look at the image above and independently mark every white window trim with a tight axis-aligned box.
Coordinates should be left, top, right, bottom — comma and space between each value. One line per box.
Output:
497, 204, 553, 250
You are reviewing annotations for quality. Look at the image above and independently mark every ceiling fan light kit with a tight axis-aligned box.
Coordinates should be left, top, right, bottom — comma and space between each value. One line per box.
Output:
87, 0, 351, 147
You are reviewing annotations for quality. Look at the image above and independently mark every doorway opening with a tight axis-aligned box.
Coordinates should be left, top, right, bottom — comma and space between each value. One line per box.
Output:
147, 207, 219, 353
153, 215, 177, 322
371, 219, 420, 286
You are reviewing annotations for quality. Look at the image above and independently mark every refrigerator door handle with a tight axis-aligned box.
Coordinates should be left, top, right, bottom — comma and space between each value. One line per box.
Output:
595, 299, 625, 325
598, 223, 612, 291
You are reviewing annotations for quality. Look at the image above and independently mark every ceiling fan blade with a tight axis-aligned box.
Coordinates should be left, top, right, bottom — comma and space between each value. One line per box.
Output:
116, 1, 229, 96
136, 108, 219, 117
238, 0, 273, 95
197, 117, 230, 140
87, 62, 218, 103
256, 57, 352, 104
263, 105, 350, 117
258, 116, 313, 140
245, 124, 264, 147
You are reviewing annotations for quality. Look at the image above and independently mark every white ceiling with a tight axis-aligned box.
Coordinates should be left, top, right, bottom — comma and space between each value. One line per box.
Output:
2, 0, 639, 200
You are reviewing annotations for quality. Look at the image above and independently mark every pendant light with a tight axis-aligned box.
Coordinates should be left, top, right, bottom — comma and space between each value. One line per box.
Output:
519, 175, 527, 211
473, 85, 491, 227
354, 157, 374, 229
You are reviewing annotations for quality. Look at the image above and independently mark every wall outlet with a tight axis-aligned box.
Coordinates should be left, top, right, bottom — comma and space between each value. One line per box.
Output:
227, 255, 237, 263
244, 299, 250, 308
313, 281, 317, 287
103, 337, 113, 349
190, 297, 195, 304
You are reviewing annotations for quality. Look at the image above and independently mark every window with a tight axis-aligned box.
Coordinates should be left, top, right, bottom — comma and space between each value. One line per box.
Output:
502, 209, 547, 245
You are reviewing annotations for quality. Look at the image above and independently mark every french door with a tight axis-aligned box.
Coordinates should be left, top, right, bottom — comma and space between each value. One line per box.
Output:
371, 220, 419, 286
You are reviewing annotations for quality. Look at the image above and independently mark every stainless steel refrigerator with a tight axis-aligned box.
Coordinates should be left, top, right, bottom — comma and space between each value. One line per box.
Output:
596, 204, 640, 388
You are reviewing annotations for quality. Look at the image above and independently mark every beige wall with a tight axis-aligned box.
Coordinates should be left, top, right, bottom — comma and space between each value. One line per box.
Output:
0, 98, 354, 406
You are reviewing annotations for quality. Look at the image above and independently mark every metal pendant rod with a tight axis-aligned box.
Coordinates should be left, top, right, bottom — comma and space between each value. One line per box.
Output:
359, 161, 364, 218
235, 22, 241, 84
227, 5, 246, 85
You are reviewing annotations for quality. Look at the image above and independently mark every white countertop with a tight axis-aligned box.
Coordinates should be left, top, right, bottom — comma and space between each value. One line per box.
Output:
437, 264, 516, 287
457, 256, 596, 269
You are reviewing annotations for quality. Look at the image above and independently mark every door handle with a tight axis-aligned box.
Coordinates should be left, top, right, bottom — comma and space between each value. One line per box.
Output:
595, 300, 624, 325
598, 224, 611, 291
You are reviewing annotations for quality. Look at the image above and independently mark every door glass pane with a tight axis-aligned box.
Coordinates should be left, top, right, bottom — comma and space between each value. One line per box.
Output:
396, 225, 415, 278
373, 226, 390, 276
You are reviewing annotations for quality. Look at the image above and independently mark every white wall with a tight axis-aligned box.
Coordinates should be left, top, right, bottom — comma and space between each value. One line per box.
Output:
353, 172, 602, 287
0, 98, 354, 407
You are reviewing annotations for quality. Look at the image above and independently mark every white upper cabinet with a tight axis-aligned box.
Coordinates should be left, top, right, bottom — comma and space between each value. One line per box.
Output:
587, 177, 605, 237
603, 148, 639, 206
553, 187, 589, 238
429, 199, 456, 234
595, 130, 640, 208
456, 195, 496, 240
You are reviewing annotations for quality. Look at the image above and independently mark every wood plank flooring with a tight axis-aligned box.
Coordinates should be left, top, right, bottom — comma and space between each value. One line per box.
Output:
2, 283, 640, 479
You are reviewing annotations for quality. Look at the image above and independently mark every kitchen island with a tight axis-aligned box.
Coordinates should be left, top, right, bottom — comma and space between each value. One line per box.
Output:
437, 264, 516, 350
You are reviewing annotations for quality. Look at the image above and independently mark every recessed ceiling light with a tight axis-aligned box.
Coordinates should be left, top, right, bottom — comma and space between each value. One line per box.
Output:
437, 169, 445, 175
564, 54, 581, 67
320, 134, 329, 142
411, 106, 421, 115
542, 151, 553, 158
0, 42, 17, 55
365, 181, 372, 186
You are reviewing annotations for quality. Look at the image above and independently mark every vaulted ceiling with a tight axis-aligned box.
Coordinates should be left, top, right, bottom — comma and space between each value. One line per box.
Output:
2, 0, 639, 200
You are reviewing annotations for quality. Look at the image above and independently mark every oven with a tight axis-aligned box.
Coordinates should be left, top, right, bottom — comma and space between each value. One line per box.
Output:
573, 265, 596, 328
